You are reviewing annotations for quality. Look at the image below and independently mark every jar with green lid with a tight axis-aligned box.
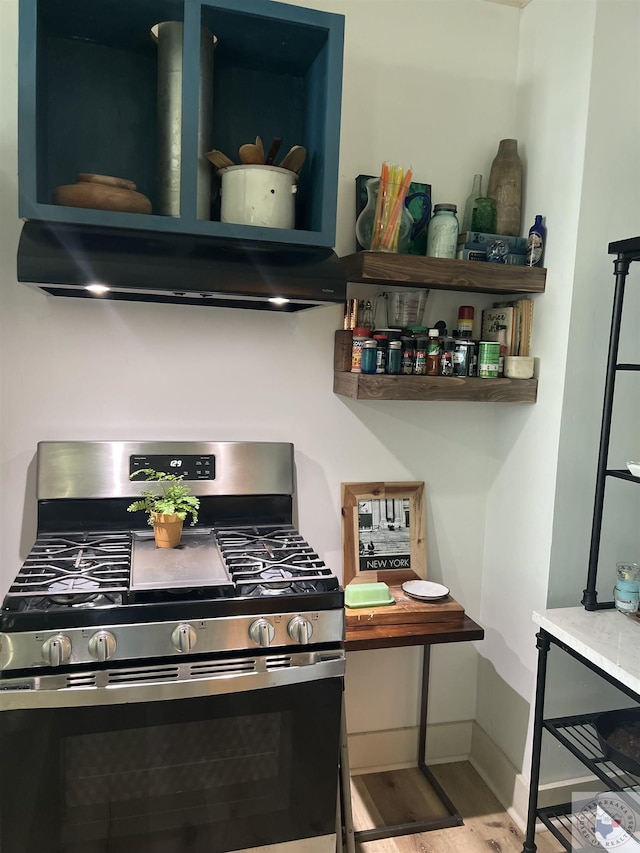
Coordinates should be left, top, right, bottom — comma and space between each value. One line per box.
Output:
426, 204, 459, 259
405, 325, 428, 338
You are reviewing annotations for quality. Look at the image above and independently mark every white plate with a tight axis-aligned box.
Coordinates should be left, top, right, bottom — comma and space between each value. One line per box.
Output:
627, 462, 640, 478
401, 580, 450, 601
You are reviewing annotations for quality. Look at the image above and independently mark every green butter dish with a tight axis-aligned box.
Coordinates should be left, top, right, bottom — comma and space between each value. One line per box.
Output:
344, 582, 395, 609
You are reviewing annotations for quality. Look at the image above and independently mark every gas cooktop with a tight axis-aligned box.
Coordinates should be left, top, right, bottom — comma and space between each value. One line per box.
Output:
2, 524, 341, 633
0, 441, 344, 675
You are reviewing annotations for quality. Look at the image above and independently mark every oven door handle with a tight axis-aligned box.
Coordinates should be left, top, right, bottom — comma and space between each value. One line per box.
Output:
0, 651, 345, 710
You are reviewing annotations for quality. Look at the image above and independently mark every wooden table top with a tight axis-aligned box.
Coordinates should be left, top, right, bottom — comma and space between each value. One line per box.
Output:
344, 585, 484, 651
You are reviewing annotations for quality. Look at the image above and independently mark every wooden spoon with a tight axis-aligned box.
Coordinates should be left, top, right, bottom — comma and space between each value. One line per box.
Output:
238, 142, 264, 165
205, 149, 235, 169
264, 137, 282, 166
255, 136, 264, 163
279, 145, 307, 174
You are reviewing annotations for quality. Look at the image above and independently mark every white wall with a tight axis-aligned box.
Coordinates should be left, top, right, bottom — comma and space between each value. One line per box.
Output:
0, 0, 521, 763
475, 0, 598, 780
474, 0, 640, 797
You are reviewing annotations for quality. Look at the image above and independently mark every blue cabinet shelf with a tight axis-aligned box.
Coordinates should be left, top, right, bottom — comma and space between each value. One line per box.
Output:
18, 0, 344, 248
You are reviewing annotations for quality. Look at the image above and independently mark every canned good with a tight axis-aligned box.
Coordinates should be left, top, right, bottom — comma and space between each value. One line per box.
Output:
478, 341, 501, 378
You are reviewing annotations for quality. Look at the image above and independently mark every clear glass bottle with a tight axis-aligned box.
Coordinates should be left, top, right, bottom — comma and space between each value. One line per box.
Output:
461, 174, 482, 234
426, 204, 459, 259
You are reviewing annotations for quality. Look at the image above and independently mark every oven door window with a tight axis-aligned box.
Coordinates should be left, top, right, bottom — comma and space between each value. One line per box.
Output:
0, 679, 342, 853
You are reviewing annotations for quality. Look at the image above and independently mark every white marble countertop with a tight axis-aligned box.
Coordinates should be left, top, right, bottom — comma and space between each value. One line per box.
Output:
533, 606, 640, 697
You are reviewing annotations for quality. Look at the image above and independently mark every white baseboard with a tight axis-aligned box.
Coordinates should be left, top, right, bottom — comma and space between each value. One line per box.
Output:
347, 719, 597, 830
347, 720, 472, 774
469, 721, 598, 832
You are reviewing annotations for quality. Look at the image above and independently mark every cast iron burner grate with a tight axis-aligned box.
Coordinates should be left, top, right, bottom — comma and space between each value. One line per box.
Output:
4, 532, 130, 610
216, 525, 338, 597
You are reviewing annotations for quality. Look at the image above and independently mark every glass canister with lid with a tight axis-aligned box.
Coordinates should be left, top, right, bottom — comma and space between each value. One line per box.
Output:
426, 204, 459, 259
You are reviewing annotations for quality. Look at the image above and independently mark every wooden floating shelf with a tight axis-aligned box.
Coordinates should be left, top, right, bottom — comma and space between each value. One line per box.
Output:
341, 251, 546, 294
333, 330, 537, 403
334, 371, 537, 403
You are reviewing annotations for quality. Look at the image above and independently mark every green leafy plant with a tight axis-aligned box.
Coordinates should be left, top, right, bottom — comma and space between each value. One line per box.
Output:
127, 468, 200, 526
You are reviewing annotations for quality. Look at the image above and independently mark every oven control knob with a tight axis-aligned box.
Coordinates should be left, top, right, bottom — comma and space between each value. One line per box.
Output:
88, 631, 117, 662
42, 634, 72, 667
172, 623, 197, 653
249, 619, 275, 648
287, 616, 313, 645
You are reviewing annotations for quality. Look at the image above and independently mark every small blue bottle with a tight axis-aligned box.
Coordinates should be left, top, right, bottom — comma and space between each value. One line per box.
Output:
526, 215, 546, 267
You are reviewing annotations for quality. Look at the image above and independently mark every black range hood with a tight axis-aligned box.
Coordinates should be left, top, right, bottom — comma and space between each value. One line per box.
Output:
17, 222, 347, 312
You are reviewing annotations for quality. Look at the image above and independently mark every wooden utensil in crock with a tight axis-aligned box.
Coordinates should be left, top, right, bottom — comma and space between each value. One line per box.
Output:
279, 145, 306, 174
205, 149, 235, 169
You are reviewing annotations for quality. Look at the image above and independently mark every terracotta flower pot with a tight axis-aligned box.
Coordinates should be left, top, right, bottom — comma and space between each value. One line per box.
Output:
151, 512, 184, 548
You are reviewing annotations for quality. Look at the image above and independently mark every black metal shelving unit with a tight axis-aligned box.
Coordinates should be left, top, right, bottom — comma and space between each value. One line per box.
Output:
521, 238, 640, 853
583, 235, 640, 609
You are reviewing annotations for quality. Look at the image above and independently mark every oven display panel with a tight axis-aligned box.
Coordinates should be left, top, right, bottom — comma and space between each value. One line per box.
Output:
130, 455, 215, 480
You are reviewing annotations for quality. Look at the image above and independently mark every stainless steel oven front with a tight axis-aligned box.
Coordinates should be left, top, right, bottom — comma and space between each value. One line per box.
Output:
0, 651, 344, 853
0, 441, 346, 853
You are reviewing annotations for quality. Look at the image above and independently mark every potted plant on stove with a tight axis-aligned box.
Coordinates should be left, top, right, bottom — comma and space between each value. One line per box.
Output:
127, 468, 200, 549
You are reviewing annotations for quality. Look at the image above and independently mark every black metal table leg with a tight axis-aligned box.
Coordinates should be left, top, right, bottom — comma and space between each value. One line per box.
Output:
522, 629, 551, 853
354, 644, 463, 843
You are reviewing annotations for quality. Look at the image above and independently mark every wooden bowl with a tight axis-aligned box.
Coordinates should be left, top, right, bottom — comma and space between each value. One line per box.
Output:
77, 173, 137, 191
52, 179, 152, 214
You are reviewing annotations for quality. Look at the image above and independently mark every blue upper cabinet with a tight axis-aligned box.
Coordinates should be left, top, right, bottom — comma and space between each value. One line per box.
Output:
18, 0, 344, 248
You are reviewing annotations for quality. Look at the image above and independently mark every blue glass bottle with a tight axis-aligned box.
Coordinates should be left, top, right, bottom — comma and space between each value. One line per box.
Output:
526, 215, 546, 267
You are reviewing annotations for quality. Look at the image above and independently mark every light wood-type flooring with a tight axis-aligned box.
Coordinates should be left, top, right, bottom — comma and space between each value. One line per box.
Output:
350, 762, 564, 853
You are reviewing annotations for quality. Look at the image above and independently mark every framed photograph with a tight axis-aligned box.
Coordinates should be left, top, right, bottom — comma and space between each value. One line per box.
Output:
341, 482, 426, 586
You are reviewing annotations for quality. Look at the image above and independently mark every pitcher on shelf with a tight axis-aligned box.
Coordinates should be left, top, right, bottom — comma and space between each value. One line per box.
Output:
356, 177, 430, 254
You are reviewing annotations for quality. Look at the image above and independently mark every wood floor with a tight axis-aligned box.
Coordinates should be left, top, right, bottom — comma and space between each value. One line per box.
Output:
350, 761, 564, 853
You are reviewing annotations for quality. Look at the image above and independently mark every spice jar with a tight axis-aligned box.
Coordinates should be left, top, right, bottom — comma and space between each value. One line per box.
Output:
426, 329, 441, 376
372, 334, 388, 374
360, 339, 378, 375
351, 327, 371, 373
414, 337, 428, 375
401, 338, 416, 375
386, 340, 402, 375
426, 204, 459, 259
440, 339, 454, 376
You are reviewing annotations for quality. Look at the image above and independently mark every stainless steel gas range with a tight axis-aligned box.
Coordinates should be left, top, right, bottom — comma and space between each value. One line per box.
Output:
0, 441, 345, 853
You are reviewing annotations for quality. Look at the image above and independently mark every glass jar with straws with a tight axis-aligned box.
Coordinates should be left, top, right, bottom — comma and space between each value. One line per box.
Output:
355, 164, 415, 253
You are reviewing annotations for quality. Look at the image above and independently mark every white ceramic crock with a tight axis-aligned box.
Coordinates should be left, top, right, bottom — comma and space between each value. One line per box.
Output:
218, 164, 298, 229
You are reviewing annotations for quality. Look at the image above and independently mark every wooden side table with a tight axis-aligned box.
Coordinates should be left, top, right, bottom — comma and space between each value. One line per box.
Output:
340, 588, 484, 849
